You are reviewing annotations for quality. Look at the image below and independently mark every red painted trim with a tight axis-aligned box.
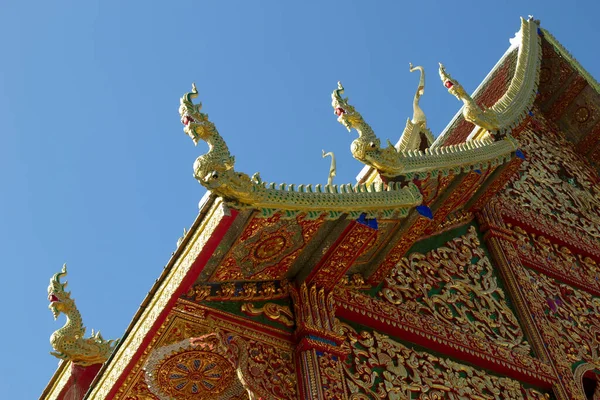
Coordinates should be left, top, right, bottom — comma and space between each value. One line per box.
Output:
102, 208, 237, 399
57, 363, 103, 400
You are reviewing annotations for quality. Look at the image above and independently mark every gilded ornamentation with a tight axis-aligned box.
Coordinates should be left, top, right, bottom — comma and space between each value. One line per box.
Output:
48, 264, 118, 366
145, 334, 246, 400
322, 150, 337, 186
332, 81, 518, 178
369, 216, 431, 284
291, 283, 341, 338
439, 62, 500, 132
318, 352, 348, 399
511, 224, 600, 293
240, 337, 297, 399
439, 18, 541, 134
145, 330, 297, 400
184, 280, 290, 302
396, 64, 434, 154
340, 273, 370, 290
308, 221, 376, 290
380, 226, 531, 354
341, 324, 549, 399
500, 128, 600, 241
541, 27, 600, 95
209, 213, 324, 282
334, 287, 555, 383
241, 302, 295, 327
524, 268, 600, 366
180, 84, 422, 219
409, 64, 427, 129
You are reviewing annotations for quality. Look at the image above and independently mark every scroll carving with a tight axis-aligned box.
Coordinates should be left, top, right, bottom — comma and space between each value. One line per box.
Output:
500, 129, 600, 241
341, 324, 548, 399
380, 225, 530, 354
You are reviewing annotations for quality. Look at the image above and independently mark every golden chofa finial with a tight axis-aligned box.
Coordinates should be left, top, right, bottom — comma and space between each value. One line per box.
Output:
322, 150, 336, 186
409, 63, 426, 128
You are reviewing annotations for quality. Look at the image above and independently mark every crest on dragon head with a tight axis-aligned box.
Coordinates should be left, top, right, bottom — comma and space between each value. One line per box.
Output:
438, 63, 469, 102
179, 83, 211, 146
48, 264, 72, 320
331, 82, 381, 146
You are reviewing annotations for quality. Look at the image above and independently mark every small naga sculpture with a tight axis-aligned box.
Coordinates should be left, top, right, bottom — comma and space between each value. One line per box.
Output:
48, 264, 118, 365
179, 84, 258, 202
332, 81, 404, 176
438, 63, 501, 134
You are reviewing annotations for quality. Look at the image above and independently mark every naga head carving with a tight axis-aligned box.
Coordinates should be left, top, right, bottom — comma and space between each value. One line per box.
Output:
48, 264, 73, 320
179, 83, 213, 145
331, 82, 363, 132
438, 63, 469, 102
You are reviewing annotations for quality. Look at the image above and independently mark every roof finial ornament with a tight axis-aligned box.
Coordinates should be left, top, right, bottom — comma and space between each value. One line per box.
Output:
48, 264, 118, 366
322, 150, 336, 186
438, 62, 501, 135
409, 63, 427, 128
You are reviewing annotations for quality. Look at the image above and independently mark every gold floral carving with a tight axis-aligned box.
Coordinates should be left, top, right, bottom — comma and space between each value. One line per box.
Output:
511, 260, 600, 398
241, 302, 294, 327
511, 224, 600, 294
318, 352, 348, 399
184, 280, 290, 302
334, 287, 555, 383
291, 283, 341, 338
341, 324, 549, 399
500, 128, 600, 243
380, 225, 531, 354
210, 213, 324, 282
144, 329, 297, 400
523, 267, 600, 366
308, 221, 376, 289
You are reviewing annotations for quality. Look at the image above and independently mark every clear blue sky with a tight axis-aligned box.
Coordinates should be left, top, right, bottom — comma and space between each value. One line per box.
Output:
1, 1, 598, 398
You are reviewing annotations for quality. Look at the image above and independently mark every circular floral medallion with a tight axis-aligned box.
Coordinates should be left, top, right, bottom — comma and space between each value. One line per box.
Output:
253, 235, 287, 261
157, 350, 235, 399
575, 106, 591, 123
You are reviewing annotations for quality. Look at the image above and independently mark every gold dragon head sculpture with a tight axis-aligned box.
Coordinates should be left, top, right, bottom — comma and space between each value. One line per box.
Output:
48, 264, 73, 320
438, 63, 470, 102
331, 81, 367, 133
179, 83, 213, 146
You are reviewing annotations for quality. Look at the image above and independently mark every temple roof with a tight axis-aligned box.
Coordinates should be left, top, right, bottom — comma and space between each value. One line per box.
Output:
433, 19, 600, 173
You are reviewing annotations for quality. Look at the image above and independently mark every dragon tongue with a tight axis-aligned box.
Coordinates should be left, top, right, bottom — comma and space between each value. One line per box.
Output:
182, 116, 194, 126
49, 294, 59, 303
335, 107, 345, 116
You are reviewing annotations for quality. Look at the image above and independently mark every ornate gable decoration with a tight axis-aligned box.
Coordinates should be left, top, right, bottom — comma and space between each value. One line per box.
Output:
379, 226, 531, 354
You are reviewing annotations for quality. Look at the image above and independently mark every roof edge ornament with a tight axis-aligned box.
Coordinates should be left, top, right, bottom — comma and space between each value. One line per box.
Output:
439, 17, 541, 135
332, 81, 520, 179
48, 264, 118, 366
409, 63, 426, 127
540, 27, 600, 95
397, 64, 435, 153
179, 84, 423, 220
